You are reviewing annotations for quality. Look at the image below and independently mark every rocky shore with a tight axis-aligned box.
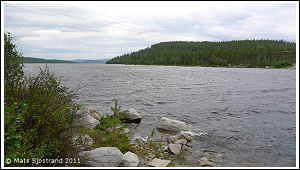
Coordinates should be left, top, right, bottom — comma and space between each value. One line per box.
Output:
73, 107, 224, 167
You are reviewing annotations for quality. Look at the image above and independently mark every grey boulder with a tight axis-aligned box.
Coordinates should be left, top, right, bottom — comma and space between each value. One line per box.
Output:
150, 158, 171, 167
156, 117, 193, 133
121, 108, 142, 123
79, 147, 124, 167
78, 114, 99, 129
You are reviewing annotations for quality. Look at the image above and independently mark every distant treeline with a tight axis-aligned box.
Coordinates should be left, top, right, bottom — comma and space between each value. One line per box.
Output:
23, 57, 74, 63
107, 40, 296, 68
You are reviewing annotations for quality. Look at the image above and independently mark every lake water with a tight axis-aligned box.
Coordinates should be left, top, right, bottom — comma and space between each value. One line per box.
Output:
24, 63, 296, 167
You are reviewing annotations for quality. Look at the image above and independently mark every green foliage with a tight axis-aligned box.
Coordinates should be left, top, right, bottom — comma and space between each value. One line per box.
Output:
4, 31, 24, 85
107, 40, 296, 68
4, 66, 83, 167
134, 135, 166, 159
271, 60, 293, 68
210, 55, 227, 66
4, 32, 83, 167
4, 31, 24, 105
90, 100, 133, 153
4, 102, 26, 164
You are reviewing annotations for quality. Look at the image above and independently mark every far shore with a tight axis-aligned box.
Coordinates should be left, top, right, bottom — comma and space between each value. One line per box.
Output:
24, 62, 296, 69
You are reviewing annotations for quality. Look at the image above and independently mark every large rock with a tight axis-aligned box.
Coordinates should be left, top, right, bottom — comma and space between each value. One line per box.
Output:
79, 147, 124, 167
123, 151, 139, 167
156, 117, 193, 133
78, 114, 99, 129
150, 158, 171, 167
168, 143, 182, 155
121, 108, 141, 123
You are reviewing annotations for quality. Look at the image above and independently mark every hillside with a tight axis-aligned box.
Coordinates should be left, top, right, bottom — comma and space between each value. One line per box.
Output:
23, 57, 74, 63
72, 58, 111, 63
107, 40, 296, 68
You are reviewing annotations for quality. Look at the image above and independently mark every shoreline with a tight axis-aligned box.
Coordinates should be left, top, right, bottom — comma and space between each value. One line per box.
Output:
24, 62, 296, 69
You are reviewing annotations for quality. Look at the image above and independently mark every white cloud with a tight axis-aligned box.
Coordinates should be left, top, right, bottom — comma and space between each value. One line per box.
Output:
3, 1, 297, 60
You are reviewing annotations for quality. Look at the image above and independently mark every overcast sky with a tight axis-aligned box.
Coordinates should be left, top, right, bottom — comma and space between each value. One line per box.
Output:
3, 1, 298, 60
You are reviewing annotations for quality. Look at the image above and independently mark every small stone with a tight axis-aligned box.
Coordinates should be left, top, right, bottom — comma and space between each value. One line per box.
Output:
168, 143, 182, 155
132, 136, 148, 144
123, 151, 139, 167
162, 145, 169, 151
148, 154, 155, 160
216, 153, 223, 159
178, 131, 194, 142
88, 107, 101, 119
168, 135, 178, 143
174, 139, 187, 145
91, 112, 100, 119
150, 158, 171, 167
182, 145, 192, 153
88, 107, 98, 113
198, 157, 216, 167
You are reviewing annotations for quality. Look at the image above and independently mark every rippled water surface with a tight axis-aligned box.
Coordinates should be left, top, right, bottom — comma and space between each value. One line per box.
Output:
24, 63, 296, 167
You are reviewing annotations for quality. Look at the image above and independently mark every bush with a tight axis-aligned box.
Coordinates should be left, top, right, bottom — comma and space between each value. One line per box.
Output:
4, 102, 26, 162
4, 31, 24, 105
89, 100, 133, 153
5, 66, 83, 167
4, 32, 83, 166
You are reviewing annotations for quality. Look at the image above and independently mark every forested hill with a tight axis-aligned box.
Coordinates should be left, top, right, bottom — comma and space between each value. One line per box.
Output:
107, 40, 296, 68
23, 57, 74, 63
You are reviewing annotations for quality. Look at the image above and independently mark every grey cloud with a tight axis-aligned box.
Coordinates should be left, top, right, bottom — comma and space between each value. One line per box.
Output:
3, 2, 297, 60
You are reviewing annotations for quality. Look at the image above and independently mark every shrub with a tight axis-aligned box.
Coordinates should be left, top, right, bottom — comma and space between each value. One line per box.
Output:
89, 100, 133, 153
4, 32, 83, 166
4, 66, 83, 167
4, 102, 26, 162
4, 31, 24, 105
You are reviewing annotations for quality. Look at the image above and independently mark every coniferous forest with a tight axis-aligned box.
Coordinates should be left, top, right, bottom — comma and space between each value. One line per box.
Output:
107, 40, 296, 68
